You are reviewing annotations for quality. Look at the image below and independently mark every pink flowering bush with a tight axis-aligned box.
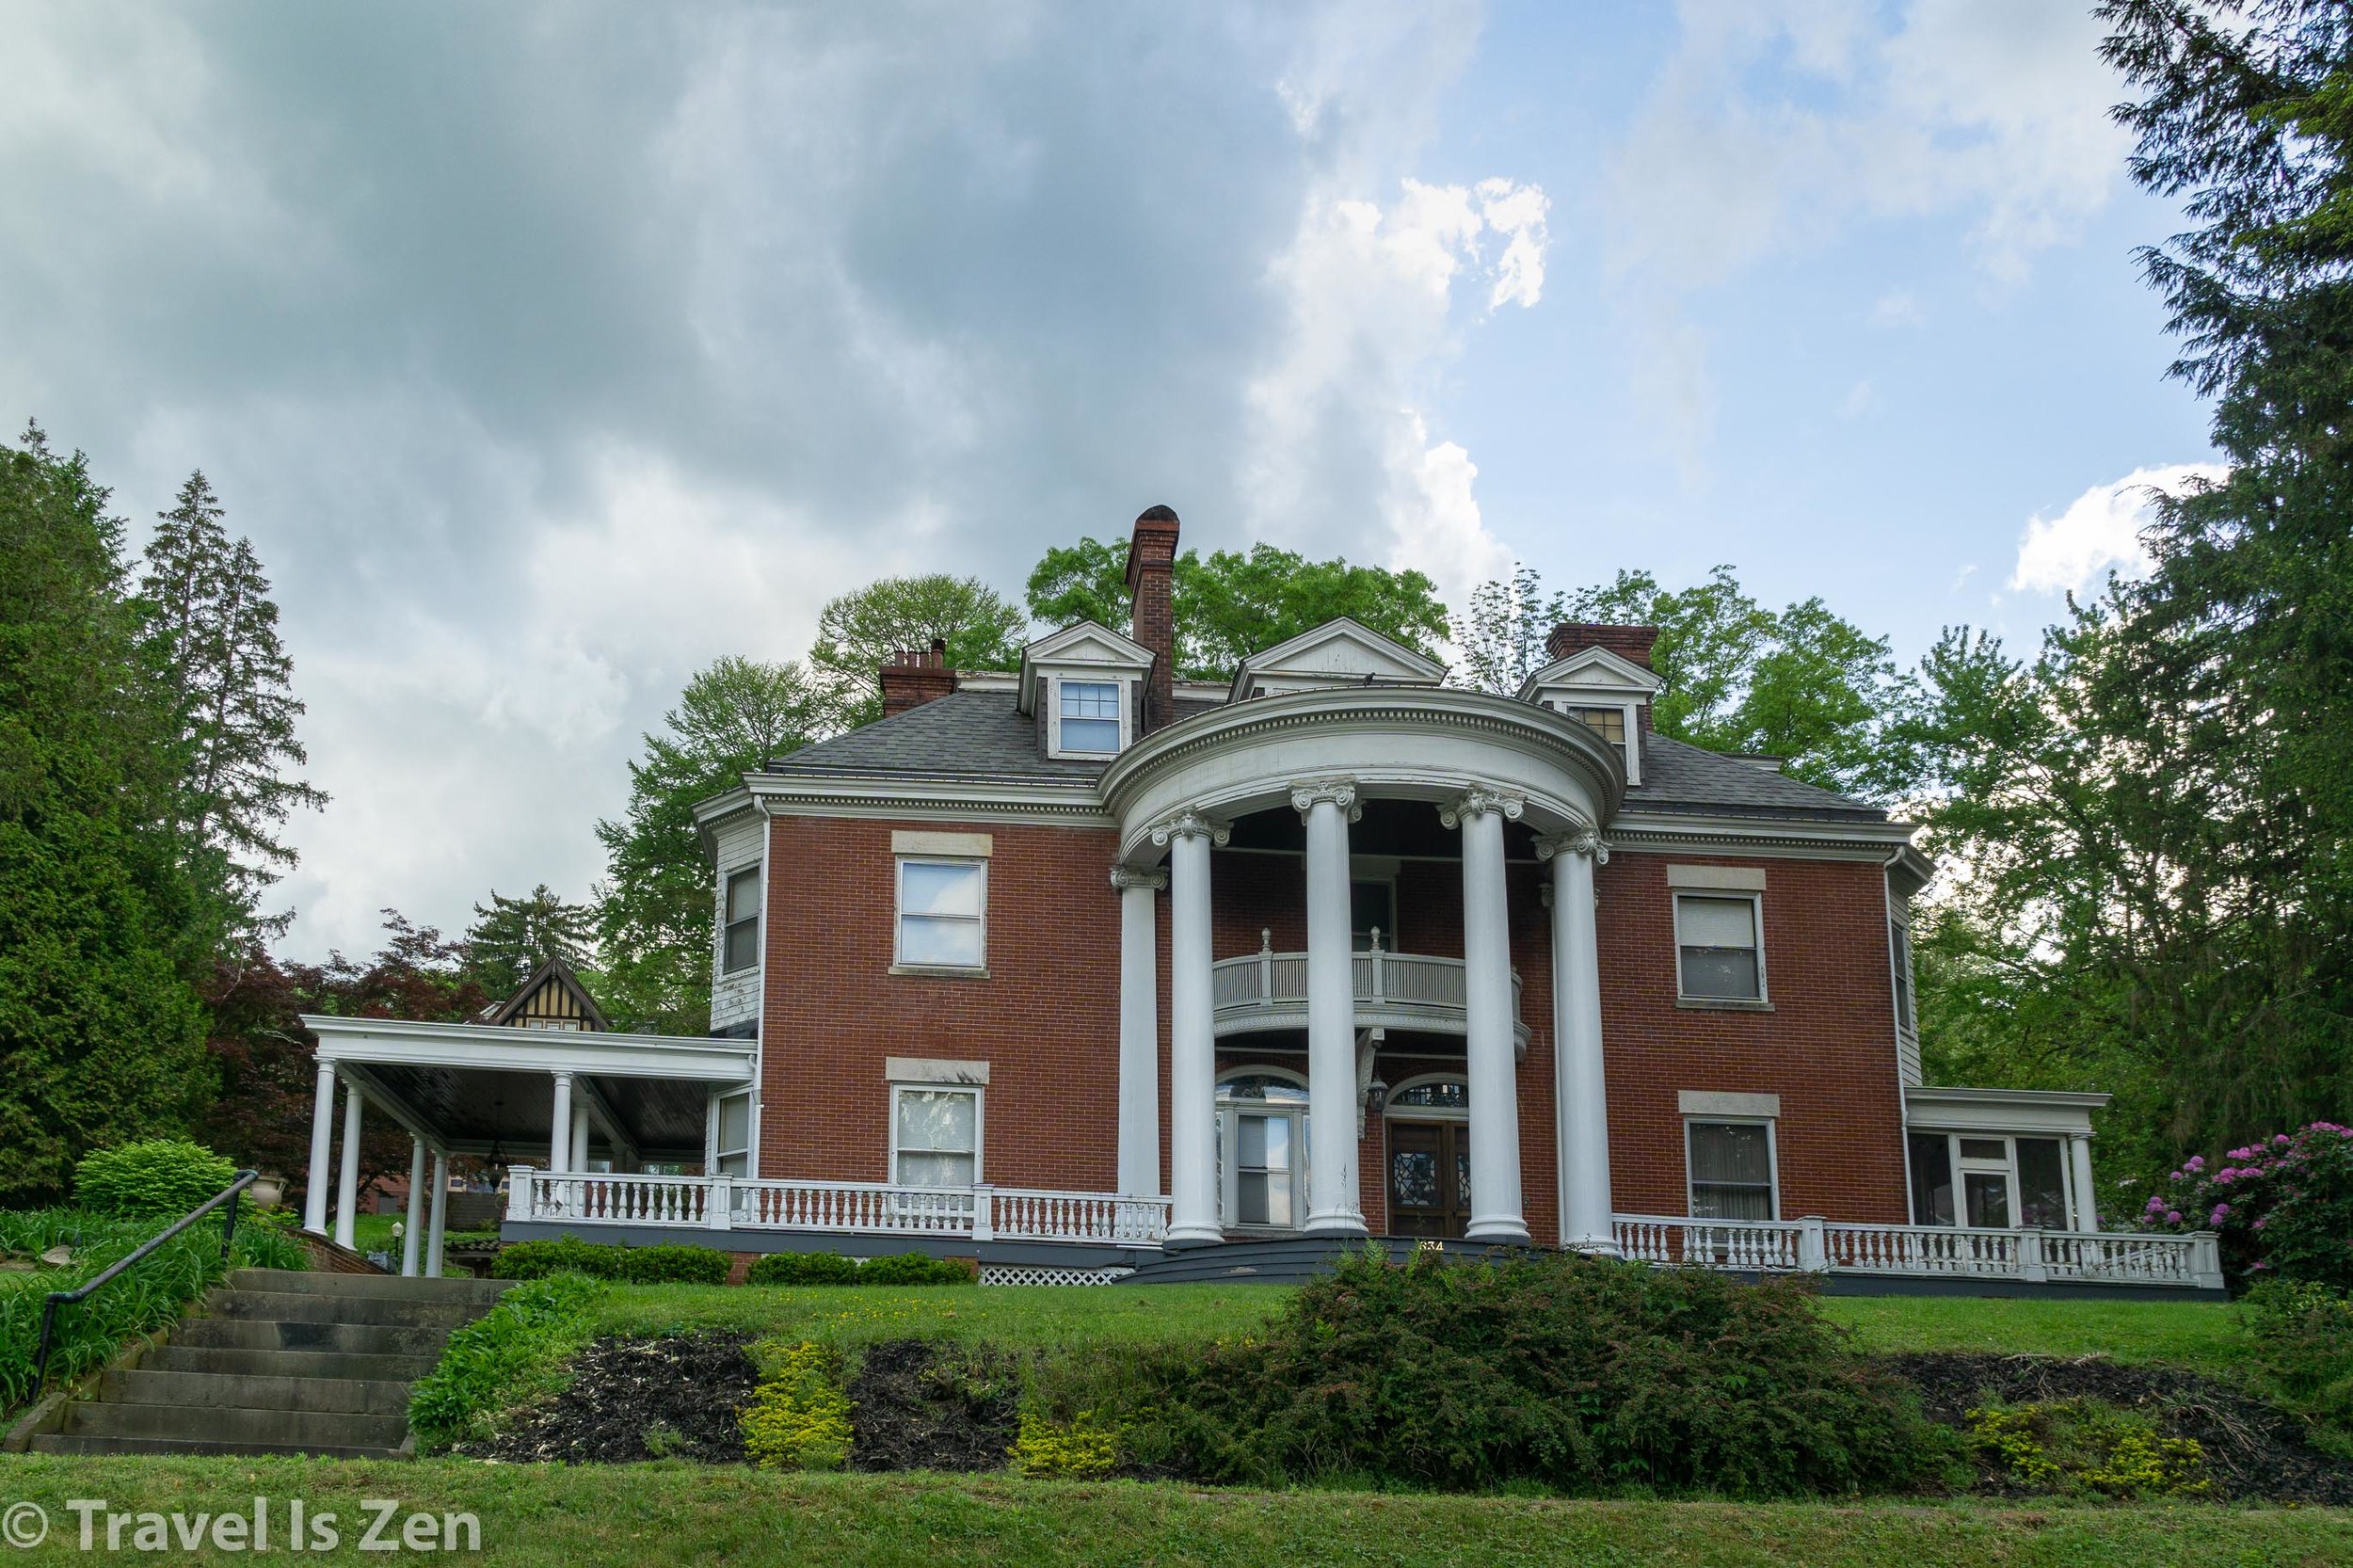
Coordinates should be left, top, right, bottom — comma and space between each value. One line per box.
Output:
2138, 1124, 2353, 1291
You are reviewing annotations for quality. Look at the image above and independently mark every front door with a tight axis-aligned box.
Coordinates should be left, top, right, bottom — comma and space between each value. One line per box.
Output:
1387, 1121, 1471, 1238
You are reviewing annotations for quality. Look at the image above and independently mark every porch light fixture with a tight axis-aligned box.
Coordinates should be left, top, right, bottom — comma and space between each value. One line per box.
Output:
1367, 1076, 1388, 1115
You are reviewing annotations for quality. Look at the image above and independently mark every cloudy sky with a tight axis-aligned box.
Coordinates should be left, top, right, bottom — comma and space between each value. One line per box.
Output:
0, 1, 2216, 959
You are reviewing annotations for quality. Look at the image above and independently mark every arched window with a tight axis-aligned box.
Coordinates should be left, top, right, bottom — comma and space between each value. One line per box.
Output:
1218, 1067, 1307, 1229
1386, 1076, 1468, 1115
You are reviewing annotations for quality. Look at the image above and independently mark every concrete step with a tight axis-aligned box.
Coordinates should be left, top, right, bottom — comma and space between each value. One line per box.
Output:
205, 1288, 479, 1330
229, 1267, 506, 1305
62, 1400, 409, 1450
100, 1368, 413, 1416
29, 1432, 402, 1460
141, 1344, 439, 1383
168, 1318, 449, 1358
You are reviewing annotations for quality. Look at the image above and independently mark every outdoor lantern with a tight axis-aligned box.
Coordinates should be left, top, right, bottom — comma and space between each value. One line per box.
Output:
1367, 1076, 1388, 1115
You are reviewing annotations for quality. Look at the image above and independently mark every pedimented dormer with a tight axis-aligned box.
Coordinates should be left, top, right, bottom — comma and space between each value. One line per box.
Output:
1018, 620, 1155, 760
1519, 644, 1660, 784
1229, 617, 1448, 702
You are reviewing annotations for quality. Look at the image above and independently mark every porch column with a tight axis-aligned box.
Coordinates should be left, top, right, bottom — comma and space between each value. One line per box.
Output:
549, 1071, 574, 1174
333, 1078, 364, 1250
1112, 866, 1167, 1198
2069, 1135, 2099, 1233
1539, 829, 1616, 1254
1444, 788, 1529, 1245
303, 1060, 337, 1234
400, 1138, 426, 1276
425, 1151, 449, 1278
1155, 810, 1228, 1246
570, 1102, 592, 1173
1296, 780, 1367, 1236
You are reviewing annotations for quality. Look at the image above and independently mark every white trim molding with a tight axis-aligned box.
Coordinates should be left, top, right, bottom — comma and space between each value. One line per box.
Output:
304, 1016, 758, 1083
891, 829, 993, 858
1679, 1089, 1782, 1119
1666, 863, 1768, 891
885, 1056, 991, 1086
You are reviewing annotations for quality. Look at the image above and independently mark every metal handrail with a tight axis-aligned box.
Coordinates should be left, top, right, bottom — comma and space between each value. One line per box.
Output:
30, 1169, 257, 1392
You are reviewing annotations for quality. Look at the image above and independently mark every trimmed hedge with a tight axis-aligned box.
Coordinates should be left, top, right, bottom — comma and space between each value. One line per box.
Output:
492, 1237, 730, 1286
745, 1250, 972, 1287
72, 1140, 237, 1219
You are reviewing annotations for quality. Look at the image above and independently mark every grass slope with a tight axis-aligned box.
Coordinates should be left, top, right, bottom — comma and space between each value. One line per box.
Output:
0, 1457, 2344, 1566
1820, 1296, 2249, 1379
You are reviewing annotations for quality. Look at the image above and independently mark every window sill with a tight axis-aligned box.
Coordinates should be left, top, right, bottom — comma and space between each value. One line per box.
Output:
1676, 997, 1774, 1013
889, 964, 991, 980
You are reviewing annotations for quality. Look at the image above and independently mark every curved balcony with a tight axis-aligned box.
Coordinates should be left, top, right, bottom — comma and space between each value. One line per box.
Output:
1209, 937, 1529, 1052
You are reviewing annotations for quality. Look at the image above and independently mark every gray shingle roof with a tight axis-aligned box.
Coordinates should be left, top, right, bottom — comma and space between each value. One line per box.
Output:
760, 689, 1890, 824
1628, 732, 1885, 822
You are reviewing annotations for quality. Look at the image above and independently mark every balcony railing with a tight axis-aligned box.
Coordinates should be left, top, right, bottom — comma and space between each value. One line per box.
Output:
1209, 935, 1528, 1045
1610, 1214, 2225, 1291
509, 1168, 1172, 1246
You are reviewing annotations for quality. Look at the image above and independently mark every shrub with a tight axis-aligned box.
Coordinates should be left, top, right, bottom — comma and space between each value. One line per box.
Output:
408, 1272, 606, 1448
1965, 1400, 2208, 1497
72, 1141, 238, 1219
1015, 1410, 1122, 1478
745, 1251, 860, 1287
740, 1339, 852, 1470
2244, 1279, 2353, 1459
492, 1236, 729, 1286
1062, 1247, 1960, 1496
2137, 1124, 2353, 1289
855, 1252, 972, 1286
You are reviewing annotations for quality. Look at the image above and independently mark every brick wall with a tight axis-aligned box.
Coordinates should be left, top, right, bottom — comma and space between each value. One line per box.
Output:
759, 816, 1907, 1237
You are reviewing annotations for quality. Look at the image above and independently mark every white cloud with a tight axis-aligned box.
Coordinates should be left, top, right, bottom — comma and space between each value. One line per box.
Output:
1868, 288, 1925, 328
1837, 378, 1878, 419
2009, 463, 2227, 596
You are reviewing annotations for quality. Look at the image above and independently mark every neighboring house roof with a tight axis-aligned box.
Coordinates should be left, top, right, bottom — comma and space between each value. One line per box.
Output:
475, 954, 612, 1032
1628, 733, 1885, 823
761, 687, 1894, 827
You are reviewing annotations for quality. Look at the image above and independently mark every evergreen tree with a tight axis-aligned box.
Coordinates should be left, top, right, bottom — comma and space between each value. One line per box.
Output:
465, 884, 596, 998
136, 472, 327, 935
0, 425, 211, 1202
595, 657, 828, 1034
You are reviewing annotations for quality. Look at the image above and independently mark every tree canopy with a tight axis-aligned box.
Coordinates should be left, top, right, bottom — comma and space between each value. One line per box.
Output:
810, 574, 1026, 724
1024, 536, 1449, 681
464, 884, 596, 999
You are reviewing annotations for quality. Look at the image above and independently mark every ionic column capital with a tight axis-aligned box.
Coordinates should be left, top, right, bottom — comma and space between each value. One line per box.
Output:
1150, 809, 1231, 848
1289, 778, 1363, 823
1110, 865, 1169, 892
1534, 827, 1610, 866
1439, 787, 1525, 829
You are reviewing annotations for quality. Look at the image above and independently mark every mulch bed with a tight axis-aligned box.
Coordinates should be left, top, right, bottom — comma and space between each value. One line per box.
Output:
467, 1333, 760, 1464
847, 1338, 1019, 1473
1889, 1352, 2353, 1505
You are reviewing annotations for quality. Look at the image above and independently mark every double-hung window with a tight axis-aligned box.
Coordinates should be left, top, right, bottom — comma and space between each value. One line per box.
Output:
1686, 1120, 1776, 1221
892, 1086, 980, 1188
1889, 919, 1916, 1033
1056, 679, 1123, 755
1676, 892, 1765, 1000
896, 857, 986, 970
722, 866, 760, 974
1566, 704, 1628, 763
712, 1090, 752, 1178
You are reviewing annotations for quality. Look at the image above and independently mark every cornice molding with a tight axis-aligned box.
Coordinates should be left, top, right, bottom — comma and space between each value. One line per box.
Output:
1606, 809, 1919, 863
736, 772, 1112, 829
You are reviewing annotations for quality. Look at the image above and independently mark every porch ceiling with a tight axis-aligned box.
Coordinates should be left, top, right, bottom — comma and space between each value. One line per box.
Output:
353, 1063, 712, 1161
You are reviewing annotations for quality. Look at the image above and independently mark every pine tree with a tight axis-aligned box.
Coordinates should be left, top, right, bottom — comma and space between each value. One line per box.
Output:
465, 885, 596, 998
137, 472, 327, 934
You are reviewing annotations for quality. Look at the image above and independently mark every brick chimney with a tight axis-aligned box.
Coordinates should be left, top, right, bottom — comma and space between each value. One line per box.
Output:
879, 636, 957, 718
1126, 504, 1180, 732
1545, 622, 1658, 669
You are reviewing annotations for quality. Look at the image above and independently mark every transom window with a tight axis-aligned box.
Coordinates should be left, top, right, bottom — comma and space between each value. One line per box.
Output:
1675, 892, 1765, 1001
896, 857, 986, 970
723, 866, 760, 974
1686, 1120, 1776, 1221
892, 1086, 981, 1187
1908, 1132, 2071, 1229
1056, 679, 1123, 755
1387, 1080, 1467, 1112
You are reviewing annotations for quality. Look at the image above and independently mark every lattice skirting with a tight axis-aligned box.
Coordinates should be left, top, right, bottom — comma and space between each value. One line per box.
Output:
979, 1263, 1136, 1288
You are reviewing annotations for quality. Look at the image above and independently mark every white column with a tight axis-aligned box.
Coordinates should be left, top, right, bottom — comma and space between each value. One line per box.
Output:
1112, 866, 1167, 1198
2070, 1135, 2100, 1233
425, 1151, 449, 1278
333, 1079, 364, 1250
401, 1138, 427, 1276
570, 1103, 592, 1173
1155, 810, 1228, 1245
548, 1071, 574, 1174
1296, 780, 1367, 1236
1445, 788, 1529, 1245
303, 1060, 337, 1235
1541, 829, 1616, 1254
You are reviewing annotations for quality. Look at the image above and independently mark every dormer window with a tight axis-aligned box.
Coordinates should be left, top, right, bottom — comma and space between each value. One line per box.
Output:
1057, 679, 1123, 755
1564, 704, 1628, 764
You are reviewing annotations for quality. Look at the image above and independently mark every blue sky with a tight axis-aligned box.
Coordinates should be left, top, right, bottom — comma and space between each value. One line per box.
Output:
0, 2, 2217, 957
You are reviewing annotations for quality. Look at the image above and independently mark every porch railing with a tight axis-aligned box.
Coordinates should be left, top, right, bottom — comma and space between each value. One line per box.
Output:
1209, 937, 1524, 1032
508, 1168, 1172, 1246
1610, 1213, 2224, 1290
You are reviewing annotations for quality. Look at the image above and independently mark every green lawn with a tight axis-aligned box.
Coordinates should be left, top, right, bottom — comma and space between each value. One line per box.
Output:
0, 1457, 2344, 1567
585, 1281, 2254, 1377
